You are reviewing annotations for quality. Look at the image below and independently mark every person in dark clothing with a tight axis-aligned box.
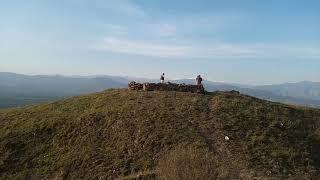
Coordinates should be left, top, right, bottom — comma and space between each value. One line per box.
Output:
196, 75, 203, 85
160, 73, 165, 83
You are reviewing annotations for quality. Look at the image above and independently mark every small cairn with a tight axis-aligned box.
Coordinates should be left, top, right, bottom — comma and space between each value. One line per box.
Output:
230, 90, 240, 94
128, 81, 205, 94
128, 81, 143, 90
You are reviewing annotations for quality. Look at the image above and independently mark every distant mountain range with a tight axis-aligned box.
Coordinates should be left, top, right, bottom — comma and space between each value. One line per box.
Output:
0, 72, 320, 108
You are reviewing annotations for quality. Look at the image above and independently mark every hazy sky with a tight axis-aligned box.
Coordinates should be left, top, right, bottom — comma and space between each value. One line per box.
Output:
0, 0, 319, 84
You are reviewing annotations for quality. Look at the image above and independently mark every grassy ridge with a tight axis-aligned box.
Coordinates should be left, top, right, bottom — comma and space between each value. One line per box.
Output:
210, 92, 320, 177
0, 89, 319, 179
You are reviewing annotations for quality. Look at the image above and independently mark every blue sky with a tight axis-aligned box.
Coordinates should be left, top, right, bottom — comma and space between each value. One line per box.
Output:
0, 0, 319, 84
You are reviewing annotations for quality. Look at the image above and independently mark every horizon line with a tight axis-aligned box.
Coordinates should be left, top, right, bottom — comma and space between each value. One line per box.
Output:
1, 71, 318, 86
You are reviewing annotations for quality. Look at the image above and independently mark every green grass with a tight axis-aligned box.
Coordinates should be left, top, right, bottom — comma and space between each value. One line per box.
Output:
0, 89, 319, 179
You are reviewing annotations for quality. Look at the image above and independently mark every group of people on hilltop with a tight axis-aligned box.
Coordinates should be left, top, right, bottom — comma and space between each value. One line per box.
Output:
160, 73, 203, 85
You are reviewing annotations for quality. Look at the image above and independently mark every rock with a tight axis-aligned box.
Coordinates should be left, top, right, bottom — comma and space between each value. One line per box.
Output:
128, 81, 143, 90
128, 81, 205, 93
142, 82, 205, 93
230, 90, 240, 94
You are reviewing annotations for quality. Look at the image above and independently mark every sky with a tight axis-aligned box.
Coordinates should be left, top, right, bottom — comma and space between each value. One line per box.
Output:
0, 0, 319, 85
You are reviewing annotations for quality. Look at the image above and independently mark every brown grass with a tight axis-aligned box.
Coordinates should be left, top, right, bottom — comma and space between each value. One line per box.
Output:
1, 89, 320, 179
157, 146, 217, 180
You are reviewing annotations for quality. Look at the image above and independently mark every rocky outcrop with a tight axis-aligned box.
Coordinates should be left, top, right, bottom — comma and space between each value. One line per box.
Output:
128, 81, 205, 93
128, 81, 143, 90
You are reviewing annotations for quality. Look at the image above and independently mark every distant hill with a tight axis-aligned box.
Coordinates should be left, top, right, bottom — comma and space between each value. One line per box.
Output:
0, 89, 319, 179
255, 81, 320, 101
1, 72, 320, 108
0, 72, 127, 108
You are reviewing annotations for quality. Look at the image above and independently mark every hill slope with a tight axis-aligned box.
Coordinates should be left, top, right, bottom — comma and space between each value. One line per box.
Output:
0, 89, 320, 179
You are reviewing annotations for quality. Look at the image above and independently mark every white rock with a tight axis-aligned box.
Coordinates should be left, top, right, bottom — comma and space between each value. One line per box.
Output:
225, 136, 230, 141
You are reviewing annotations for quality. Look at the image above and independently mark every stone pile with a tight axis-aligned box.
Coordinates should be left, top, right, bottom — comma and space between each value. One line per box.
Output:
128, 81, 205, 94
128, 81, 143, 90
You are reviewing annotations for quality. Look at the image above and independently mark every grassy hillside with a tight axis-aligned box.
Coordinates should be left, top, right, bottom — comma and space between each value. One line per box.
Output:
0, 89, 320, 179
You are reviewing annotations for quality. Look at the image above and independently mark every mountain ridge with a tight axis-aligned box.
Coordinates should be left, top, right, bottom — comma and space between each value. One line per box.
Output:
1, 72, 320, 108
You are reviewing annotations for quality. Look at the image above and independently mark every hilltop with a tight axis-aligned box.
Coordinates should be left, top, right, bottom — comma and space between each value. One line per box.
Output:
0, 89, 320, 179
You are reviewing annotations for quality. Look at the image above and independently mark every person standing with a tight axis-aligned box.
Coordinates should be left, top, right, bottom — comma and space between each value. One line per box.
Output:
196, 75, 203, 85
160, 73, 165, 83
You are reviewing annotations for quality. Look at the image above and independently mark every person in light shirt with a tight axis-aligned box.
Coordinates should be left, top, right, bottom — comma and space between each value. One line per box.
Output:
160, 73, 165, 83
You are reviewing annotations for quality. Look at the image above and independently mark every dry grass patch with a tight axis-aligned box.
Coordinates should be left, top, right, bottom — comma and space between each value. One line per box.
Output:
157, 146, 217, 180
